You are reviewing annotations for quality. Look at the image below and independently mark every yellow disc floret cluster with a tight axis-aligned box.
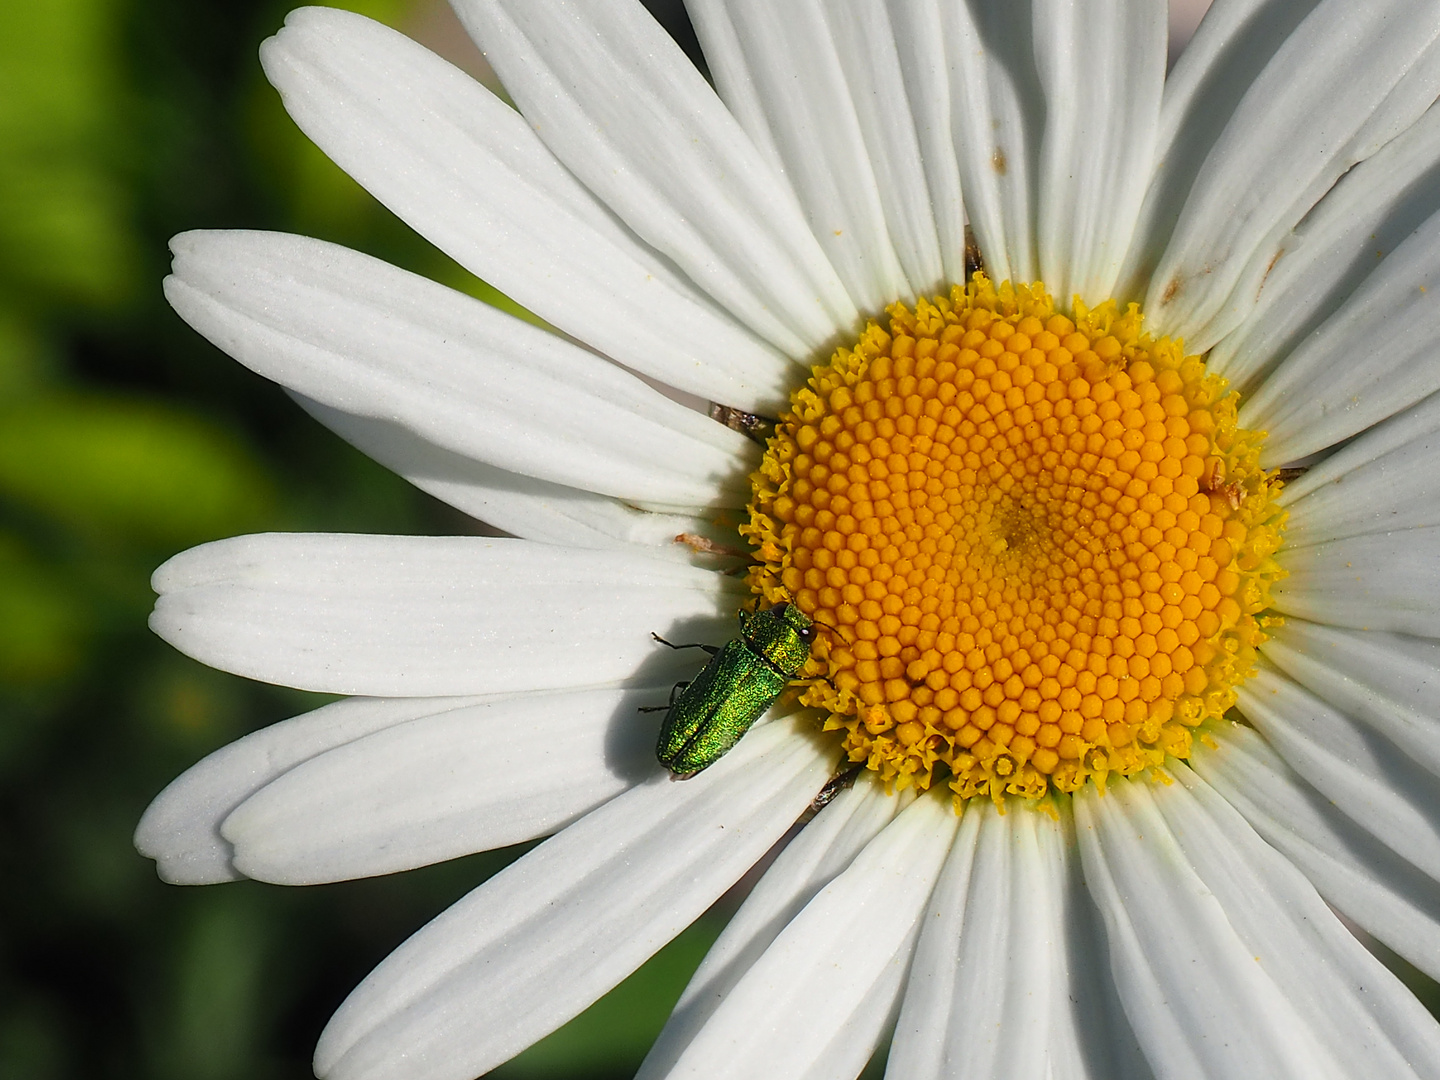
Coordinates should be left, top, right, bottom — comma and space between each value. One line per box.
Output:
745, 276, 1287, 802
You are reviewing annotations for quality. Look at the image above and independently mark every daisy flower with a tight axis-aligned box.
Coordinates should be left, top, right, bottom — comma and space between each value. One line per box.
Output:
136, 1, 1440, 1077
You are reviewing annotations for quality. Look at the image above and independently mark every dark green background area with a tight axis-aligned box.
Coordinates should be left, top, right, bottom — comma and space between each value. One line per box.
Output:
0, 1, 733, 1077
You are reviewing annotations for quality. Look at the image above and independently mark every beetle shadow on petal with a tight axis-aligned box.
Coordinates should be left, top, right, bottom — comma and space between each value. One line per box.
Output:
601, 690, 667, 785
607, 613, 737, 782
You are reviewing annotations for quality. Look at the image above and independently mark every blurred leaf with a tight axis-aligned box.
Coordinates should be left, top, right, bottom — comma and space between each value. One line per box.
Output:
0, 163, 137, 306
0, 393, 277, 545
0, 532, 91, 685
131, 655, 253, 751
0, 306, 60, 397
0, 0, 137, 308
148, 892, 271, 1080
0, 994, 67, 1080
493, 917, 724, 1078
0, 0, 111, 132
46, 782, 158, 920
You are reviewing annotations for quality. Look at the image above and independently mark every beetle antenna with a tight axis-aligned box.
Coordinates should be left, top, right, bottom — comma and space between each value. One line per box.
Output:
809, 616, 852, 644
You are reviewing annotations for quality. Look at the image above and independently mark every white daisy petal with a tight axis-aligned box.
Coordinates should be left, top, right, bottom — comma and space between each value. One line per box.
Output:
221, 684, 672, 885
883, 0, 969, 288
1119, 0, 1440, 309
810, 0, 960, 296
1033, 0, 1165, 306
1260, 618, 1440, 780
1240, 201, 1440, 462
258, 8, 793, 412
1161, 763, 1440, 1076
164, 230, 755, 508
636, 773, 905, 1080
1237, 665, 1440, 880
933, 1, 1041, 285
1278, 389, 1440, 507
675, 0, 785, 178
1208, 100, 1440, 393
882, 802, 979, 1080
1079, 778, 1342, 1080
1144, 0, 1440, 352
655, 793, 957, 1080
684, 0, 930, 309
449, 0, 857, 353
150, 533, 742, 696
886, 801, 1083, 1080
294, 395, 713, 551
1272, 526, 1440, 636
1079, 769, 1440, 1080
1193, 723, 1440, 983
134, 694, 489, 885
314, 716, 833, 1080
1116, 0, 1319, 301
1277, 391, 1440, 548
1244, 215, 1440, 462
1052, 809, 1158, 1080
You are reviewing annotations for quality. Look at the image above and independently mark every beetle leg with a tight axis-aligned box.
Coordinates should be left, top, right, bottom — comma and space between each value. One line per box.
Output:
637, 680, 692, 712
650, 632, 720, 656
797, 763, 866, 823
811, 763, 865, 811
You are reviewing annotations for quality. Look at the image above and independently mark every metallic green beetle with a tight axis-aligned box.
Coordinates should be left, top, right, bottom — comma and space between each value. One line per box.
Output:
650, 602, 817, 778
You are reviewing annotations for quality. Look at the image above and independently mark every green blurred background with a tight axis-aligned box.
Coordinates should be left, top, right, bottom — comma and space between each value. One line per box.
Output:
4, 1, 1436, 1078
0, 1, 727, 1076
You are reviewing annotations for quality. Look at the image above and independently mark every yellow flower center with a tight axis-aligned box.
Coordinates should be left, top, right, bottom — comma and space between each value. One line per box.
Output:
745, 276, 1287, 802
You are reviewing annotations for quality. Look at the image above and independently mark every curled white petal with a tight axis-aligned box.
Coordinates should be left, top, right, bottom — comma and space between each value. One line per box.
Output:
1242, 204, 1440, 463
135, 694, 489, 885
883, 0, 968, 288
165, 230, 755, 508
1079, 768, 1440, 1080
1079, 778, 1341, 1080
1118, 0, 1317, 301
1208, 100, 1440, 393
1033, 0, 1165, 305
1238, 665, 1440, 881
887, 801, 1109, 1080
930, 1, 1042, 285
222, 684, 674, 884
686, 0, 923, 310
1144, 0, 1440, 351
1277, 390, 1440, 548
150, 533, 742, 696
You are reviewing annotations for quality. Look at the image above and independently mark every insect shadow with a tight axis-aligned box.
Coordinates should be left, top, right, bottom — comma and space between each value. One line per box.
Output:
600, 612, 736, 783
